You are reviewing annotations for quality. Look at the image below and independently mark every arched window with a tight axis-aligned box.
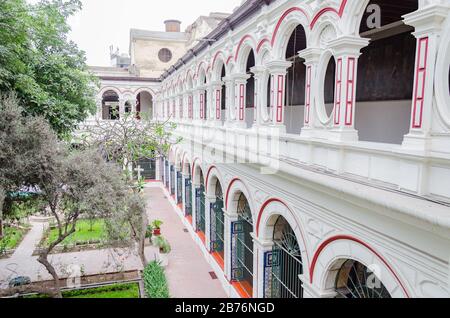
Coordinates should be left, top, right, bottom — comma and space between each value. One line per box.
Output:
245, 51, 256, 128
355, 0, 419, 144
221, 66, 226, 122
102, 90, 120, 120
210, 180, 225, 268
269, 216, 303, 298
136, 91, 153, 120
231, 193, 254, 297
284, 25, 307, 134
335, 260, 391, 298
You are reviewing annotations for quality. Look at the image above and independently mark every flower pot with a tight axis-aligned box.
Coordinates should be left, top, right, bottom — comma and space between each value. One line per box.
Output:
157, 251, 170, 267
153, 228, 161, 236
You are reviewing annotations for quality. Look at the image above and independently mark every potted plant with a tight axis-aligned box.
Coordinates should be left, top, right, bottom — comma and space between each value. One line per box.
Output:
152, 220, 163, 236
145, 224, 153, 245
154, 236, 171, 267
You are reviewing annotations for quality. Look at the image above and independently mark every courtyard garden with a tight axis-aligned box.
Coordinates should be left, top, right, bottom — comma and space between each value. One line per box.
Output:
25, 282, 141, 299
38, 219, 107, 253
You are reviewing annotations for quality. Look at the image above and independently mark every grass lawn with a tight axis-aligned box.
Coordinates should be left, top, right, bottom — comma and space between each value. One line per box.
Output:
45, 219, 106, 246
0, 226, 27, 251
26, 283, 140, 298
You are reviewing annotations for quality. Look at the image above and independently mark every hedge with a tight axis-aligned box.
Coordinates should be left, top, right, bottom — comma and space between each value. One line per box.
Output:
143, 261, 170, 298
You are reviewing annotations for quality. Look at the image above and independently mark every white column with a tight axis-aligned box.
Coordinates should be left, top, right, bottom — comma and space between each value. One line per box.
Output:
205, 194, 215, 252
250, 66, 269, 127
328, 36, 369, 142
224, 209, 238, 281
266, 60, 292, 133
223, 76, 236, 127
298, 48, 322, 138
210, 81, 223, 126
299, 275, 337, 298
232, 73, 250, 129
252, 235, 274, 298
402, 5, 449, 151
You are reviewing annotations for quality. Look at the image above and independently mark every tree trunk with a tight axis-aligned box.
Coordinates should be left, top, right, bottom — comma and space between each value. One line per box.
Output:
138, 211, 148, 268
37, 254, 62, 298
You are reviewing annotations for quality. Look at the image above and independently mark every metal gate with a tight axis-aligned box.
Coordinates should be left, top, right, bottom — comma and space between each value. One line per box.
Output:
165, 160, 169, 188
170, 165, 175, 195
159, 157, 164, 181
195, 185, 205, 233
135, 158, 156, 180
231, 194, 253, 297
265, 216, 303, 298
176, 171, 182, 204
210, 197, 224, 257
185, 177, 192, 216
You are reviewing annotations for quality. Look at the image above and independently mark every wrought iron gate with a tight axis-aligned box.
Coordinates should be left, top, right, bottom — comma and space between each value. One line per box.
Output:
195, 185, 205, 233
265, 216, 303, 298
170, 165, 175, 194
231, 194, 254, 296
210, 198, 224, 256
135, 158, 156, 180
184, 177, 192, 216
176, 171, 182, 204
165, 160, 169, 188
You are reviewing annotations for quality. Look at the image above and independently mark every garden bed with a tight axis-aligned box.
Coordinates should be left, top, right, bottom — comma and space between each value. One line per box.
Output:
1, 270, 141, 298
0, 225, 30, 259
24, 282, 141, 298
35, 219, 107, 254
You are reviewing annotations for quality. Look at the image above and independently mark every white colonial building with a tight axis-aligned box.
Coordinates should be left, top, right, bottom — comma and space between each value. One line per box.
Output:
151, 0, 450, 298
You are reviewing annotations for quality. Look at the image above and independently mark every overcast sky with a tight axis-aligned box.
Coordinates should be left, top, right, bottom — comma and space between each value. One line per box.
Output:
61, 0, 243, 66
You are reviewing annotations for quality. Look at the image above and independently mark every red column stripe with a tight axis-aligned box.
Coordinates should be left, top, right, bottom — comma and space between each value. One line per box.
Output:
345, 57, 355, 126
412, 37, 429, 129
334, 58, 343, 125
239, 84, 245, 121
276, 75, 284, 123
305, 66, 311, 124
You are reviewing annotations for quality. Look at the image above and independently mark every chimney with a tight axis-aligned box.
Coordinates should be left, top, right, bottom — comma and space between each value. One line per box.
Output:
164, 20, 181, 32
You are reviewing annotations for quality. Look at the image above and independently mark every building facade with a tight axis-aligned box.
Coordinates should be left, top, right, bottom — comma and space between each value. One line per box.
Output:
154, 0, 450, 298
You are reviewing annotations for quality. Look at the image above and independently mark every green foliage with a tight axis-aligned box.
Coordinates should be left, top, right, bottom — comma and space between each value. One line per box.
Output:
145, 224, 153, 239
43, 219, 106, 247
154, 235, 171, 254
143, 261, 170, 298
152, 219, 163, 229
0, 226, 27, 253
0, 0, 97, 136
26, 283, 140, 298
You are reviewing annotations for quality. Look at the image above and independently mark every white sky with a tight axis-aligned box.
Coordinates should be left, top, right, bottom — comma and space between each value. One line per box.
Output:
63, 0, 243, 66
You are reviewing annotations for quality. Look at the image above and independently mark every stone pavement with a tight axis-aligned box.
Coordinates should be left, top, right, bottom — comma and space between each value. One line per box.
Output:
144, 186, 227, 298
0, 184, 226, 298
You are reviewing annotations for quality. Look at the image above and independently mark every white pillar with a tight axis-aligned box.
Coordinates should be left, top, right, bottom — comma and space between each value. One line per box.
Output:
252, 235, 274, 298
266, 60, 292, 133
298, 48, 322, 138
328, 36, 369, 142
232, 73, 250, 129
223, 76, 236, 127
402, 5, 449, 151
299, 275, 337, 298
224, 209, 238, 282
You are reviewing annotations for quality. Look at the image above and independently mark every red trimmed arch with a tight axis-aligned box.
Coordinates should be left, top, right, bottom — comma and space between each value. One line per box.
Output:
256, 197, 311, 266
309, 235, 410, 298
256, 37, 270, 53
234, 34, 256, 62
271, 7, 309, 46
310, 0, 348, 29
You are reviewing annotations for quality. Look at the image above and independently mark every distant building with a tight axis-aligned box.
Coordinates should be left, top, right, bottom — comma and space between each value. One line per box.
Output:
87, 13, 230, 123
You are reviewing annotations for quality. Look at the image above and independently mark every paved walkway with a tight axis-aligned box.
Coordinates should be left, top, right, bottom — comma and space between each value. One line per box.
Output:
0, 184, 226, 298
144, 186, 226, 298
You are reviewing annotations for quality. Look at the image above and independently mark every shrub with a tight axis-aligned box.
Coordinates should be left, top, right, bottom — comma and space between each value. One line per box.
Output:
154, 236, 171, 254
143, 261, 170, 298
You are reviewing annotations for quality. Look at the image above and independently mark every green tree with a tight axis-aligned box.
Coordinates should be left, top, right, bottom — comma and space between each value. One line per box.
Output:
0, 0, 97, 137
